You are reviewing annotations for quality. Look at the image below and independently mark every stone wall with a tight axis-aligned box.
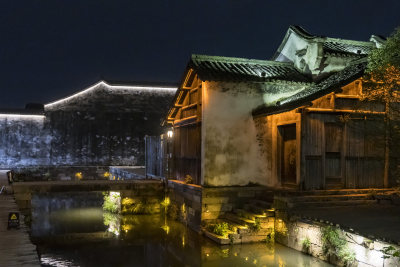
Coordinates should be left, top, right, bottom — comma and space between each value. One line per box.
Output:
0, 82, 176, 169
0, 115, 51, 167
12, 165, 110, 181
275, 211, 400, 267
167, 180, 202, 232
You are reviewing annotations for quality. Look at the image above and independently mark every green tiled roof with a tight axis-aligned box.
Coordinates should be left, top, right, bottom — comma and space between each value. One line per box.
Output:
190, 54, 310, 83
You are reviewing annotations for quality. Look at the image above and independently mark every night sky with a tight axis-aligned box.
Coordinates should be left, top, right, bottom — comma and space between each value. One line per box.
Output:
1, 0, 399, 108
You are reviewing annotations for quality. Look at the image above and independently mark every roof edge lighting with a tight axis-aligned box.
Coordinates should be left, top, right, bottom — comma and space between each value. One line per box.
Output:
44, 80, 177, 109
0, 114, 45, 119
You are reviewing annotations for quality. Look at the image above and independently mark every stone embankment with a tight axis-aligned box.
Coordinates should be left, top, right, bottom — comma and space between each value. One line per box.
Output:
0, 194, 40, 266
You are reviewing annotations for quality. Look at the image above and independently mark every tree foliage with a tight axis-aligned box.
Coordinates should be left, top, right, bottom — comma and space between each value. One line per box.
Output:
364, 27, 400, 103
361, 27, 400, 187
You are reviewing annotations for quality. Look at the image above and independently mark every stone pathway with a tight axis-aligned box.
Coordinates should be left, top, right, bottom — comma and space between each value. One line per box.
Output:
0, 193, 40, 266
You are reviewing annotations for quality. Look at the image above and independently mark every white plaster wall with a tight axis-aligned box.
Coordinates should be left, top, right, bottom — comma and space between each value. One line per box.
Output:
202, 82, 265, 186
202, 81, 308, 187
202, 82, 294, 186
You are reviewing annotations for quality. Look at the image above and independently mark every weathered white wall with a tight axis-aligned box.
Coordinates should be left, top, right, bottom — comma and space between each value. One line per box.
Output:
202, 81, 305, 186
275, 29, 362, 80
202, 81, 265, 186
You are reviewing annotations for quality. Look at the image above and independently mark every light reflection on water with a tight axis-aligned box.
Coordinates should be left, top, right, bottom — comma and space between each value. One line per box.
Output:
31, 192, 332, 267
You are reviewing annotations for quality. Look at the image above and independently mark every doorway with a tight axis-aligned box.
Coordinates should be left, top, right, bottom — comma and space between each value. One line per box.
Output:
280, 124, 297, 186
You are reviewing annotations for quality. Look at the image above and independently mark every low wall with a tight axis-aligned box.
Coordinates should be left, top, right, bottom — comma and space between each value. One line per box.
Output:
275, 211, 400, 267
13, 180, 164, 214
12, 166, 110, 181
109, 166, 146, 180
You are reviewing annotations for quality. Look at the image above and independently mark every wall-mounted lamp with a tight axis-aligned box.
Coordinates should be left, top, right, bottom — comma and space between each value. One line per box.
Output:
167, 130, 173, 138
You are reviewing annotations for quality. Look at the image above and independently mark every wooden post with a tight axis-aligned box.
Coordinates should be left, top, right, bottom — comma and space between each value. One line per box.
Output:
382, 81, 393, 188
383, 88, 390, 188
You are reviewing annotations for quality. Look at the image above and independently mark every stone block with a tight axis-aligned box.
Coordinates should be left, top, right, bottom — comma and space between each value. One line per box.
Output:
191, 200, 202, 211
201, 211, 220, 220
193, 195, 201, 203
205, 203, 233, 212
241, 235, 265, 243
202, 197, 231, 204
203, 230, 230, 245
260, 222, 274, 229
237, 191, 255, 198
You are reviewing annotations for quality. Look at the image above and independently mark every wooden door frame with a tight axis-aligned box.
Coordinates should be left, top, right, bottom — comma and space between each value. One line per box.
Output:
276, 120, 301, 188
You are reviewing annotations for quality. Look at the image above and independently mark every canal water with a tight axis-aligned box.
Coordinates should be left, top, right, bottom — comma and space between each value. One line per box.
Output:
30, 192, 332, 267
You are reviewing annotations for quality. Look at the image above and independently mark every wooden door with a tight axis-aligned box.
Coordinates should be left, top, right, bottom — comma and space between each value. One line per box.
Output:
281, 124, 297, 185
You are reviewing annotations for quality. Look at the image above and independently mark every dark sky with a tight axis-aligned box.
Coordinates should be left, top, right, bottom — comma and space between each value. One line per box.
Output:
1, 0, 399, 108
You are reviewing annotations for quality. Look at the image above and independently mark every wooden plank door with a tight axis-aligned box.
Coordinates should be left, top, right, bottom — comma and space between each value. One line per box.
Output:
281, 124, 297, 185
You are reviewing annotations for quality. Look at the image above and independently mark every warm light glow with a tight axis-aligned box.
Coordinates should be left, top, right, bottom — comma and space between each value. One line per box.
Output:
75, 172, 83, 180
181, 203, 186, 213
103, 171, 110, 178
161, 197, 170, 207
45, 81, 177, 109
167, 130, 173, 138
161, 224, 170, 234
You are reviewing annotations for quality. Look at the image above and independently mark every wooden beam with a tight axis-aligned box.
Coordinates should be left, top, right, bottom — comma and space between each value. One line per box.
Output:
305, 108, 385, 115
173, 115, 198, 127
335, 94, 360, 99
181, 103, 197, 111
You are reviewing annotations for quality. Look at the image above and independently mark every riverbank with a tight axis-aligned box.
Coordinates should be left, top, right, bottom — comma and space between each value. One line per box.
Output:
0, 194, 40, 266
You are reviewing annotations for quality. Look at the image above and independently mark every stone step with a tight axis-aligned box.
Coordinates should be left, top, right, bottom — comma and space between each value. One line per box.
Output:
202, 228, 231, 245
222, 212, 256, 227
233, 209, 258, 221
248, 199, 272, 209
243, 203, 271, 215
290, 199, 378, 209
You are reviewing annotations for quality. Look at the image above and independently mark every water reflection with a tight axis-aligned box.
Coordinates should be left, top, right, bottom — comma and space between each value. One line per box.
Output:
32, 192, 332, 267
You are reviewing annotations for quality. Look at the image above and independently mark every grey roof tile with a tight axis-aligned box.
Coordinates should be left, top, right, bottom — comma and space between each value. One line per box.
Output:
252, 58, 368, 116
190, 54, 310, 83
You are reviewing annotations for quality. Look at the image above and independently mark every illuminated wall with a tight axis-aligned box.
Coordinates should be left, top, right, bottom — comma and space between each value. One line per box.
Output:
202, 81, 306, 186
0, 114, 51, 167
0, 81, 176, 169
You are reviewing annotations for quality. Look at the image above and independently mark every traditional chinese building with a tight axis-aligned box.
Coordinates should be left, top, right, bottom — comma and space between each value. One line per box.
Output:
164, 26, 391, 229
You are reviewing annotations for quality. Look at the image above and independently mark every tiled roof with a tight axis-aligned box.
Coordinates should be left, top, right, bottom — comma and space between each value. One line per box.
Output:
252, 58, 368, 116
281, 26, 376, 57
323, 39, 374, 56
190, 55, 310, 83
